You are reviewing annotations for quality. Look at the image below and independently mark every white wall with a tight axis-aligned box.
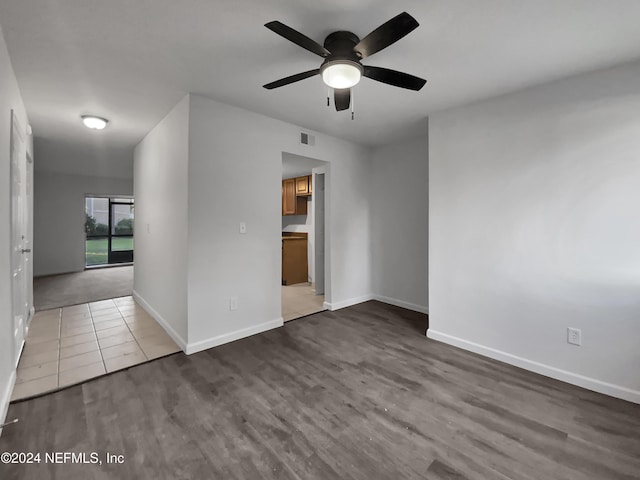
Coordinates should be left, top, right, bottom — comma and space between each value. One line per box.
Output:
429, 60, 640, 403
34, 137, 133, 179
186, 94, 371, 351
0, 26, 31, 428
371, 134, 429, 313
133, 95, 189, 343
33, 172, 132, 276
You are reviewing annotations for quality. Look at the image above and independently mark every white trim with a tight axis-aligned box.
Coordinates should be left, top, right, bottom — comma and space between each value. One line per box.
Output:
427, 329, 640, 404
325, 294, 374, 311
132, 289, 187, 351
14, 340, 25, 369
0, 370, 17, 438
185, 318, 283, 355
372, 294, 429, 314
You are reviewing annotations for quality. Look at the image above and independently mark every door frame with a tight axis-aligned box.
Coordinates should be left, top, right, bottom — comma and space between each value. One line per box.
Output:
312, 167, 328, 299
9, 109, 31, 366
279, 154, 332, 309
25, 151, 34, 329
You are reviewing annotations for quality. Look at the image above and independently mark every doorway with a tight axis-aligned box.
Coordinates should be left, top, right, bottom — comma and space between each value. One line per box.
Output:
281, 153, 329, 322
85, 196, 134, 267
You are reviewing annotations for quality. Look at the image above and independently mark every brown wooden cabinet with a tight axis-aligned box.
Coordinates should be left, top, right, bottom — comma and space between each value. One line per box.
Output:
282, 233, 308, 285
282, 178, 296, 215
282, 177, 308, 216
296, 176, 310, 196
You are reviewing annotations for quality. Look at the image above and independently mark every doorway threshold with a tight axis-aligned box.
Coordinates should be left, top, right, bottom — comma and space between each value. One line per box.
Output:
85, 262, 133, 271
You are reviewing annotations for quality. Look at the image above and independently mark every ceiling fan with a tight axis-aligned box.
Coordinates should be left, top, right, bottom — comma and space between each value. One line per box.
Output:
263, 12, 427, 114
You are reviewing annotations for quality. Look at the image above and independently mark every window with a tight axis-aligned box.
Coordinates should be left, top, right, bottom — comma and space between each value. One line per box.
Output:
85, 196, 134, 267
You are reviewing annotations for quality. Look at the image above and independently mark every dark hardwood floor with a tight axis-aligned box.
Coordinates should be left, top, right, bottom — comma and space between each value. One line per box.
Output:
1, 301, 638, 480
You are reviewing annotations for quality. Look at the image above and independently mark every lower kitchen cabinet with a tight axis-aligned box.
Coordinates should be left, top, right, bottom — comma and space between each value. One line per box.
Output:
282, 234, 308, 285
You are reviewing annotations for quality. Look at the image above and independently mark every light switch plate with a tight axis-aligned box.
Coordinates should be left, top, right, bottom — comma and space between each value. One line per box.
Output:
239, 222, 247, 234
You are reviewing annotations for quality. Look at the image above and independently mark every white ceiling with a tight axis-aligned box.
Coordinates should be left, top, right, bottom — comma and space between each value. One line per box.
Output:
2, 0, 640, 155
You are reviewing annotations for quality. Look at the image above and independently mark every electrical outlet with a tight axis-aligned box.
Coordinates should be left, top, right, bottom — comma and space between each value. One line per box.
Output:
229, 296, 238, 311
239, 222, 247, 234
567, 327, 582, 346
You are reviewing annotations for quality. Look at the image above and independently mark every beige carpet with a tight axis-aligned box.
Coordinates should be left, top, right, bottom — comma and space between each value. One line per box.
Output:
33, 266, 133, 311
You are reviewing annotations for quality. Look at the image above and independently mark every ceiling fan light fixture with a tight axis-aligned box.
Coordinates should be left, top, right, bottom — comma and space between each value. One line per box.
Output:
321, 61, 363, 89
81, 115, 109, 130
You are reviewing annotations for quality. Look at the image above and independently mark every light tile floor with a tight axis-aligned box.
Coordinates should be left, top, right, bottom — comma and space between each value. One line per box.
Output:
282, 283, 325, 322
12, 296, 181, 401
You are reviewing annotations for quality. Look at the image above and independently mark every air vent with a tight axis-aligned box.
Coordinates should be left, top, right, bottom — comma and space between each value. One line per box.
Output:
300, 132, 315, 146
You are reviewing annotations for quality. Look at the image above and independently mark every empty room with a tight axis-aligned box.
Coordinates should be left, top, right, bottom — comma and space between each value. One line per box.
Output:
1, 1, 639, 479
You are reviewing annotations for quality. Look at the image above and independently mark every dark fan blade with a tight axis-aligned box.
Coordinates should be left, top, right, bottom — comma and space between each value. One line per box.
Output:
363, 66, 426, 91
265, 21, 330, 57
263, 69, 320, 89
334, 88, 350, 111
354, 12, 419, 59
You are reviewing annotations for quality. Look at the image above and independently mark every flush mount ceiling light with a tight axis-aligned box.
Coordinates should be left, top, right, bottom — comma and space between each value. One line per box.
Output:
81, 115, 109, 130
320, 60, 363, 89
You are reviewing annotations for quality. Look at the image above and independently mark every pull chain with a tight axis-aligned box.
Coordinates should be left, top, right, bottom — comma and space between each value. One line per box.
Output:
327, 88, 330, 107
0, 418, 19, 428
351, 88, 355, 120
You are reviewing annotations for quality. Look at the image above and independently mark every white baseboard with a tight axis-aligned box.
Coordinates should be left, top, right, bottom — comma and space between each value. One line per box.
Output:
371, 294, 429, 314
325, 294, 374, 311
427, 329, 640, 404
132, 289, 187, 351
185, 318, 283, 355
324, 294, 429, 314
0, 370, 17, 438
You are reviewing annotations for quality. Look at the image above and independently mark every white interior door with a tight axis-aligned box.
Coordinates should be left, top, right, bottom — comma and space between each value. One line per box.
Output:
10, 110, 29, 366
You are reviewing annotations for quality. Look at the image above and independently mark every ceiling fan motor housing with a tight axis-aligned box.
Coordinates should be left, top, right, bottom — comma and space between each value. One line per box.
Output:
323, 31, 362, 61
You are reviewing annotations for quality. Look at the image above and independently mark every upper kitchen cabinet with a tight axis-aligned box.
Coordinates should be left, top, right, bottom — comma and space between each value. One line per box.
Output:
282, 178, 296, 215
282, 177, 307, 216
296, 176, 311, 196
